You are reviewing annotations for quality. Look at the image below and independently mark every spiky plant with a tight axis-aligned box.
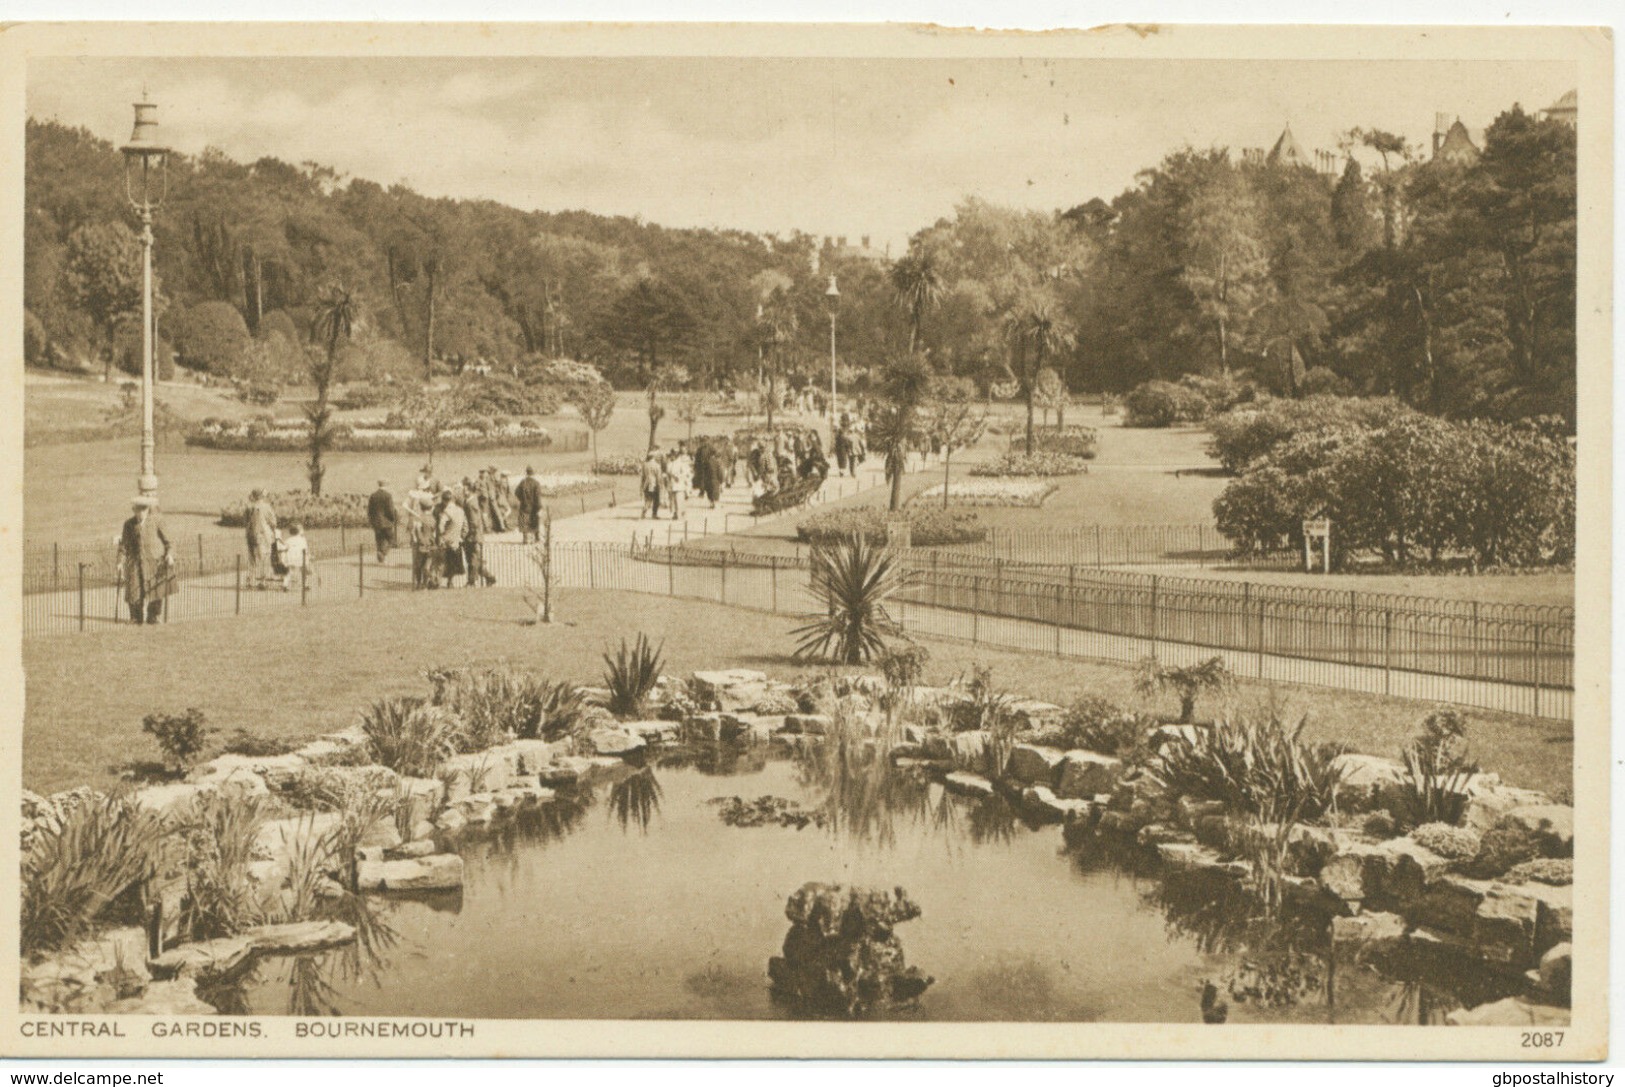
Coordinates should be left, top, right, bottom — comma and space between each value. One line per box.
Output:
176, 793, 273, 942
21, 792, 163, 955
792, 533, 908, 664
1134, 655, 1234, 722
603, 634, 665, 718
359, 697, 460, 779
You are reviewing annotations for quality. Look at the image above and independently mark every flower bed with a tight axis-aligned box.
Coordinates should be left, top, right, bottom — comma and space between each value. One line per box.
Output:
188, 417, 558, 453
796, 506, 985, 547
1007, 425, 1098, 458
593, 454, 644, 476
971, 451, 1091, 477
218, 491, 370, 529
912, 479, 1057, 507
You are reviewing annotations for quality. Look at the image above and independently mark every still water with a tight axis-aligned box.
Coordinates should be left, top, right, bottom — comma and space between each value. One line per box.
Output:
222, 751, 1511, 1023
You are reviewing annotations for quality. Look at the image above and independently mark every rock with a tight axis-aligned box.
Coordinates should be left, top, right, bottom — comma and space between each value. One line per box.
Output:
1175, 796, 1228, 829
1461, 785, 1552, 832
682, 713, 725, 743
107, 978, 218, 1016
150, 935, 257, 979
537, 757, 593, 785
1107, 779, 1139, 811
1330, 753, 1408, 812
1474, 884, 1541, 966
1006, 699, 1065, 730
1411, 874, 1495, 935
1536, 943, 1572, 1003
1331, 911, 1407, 951
587, 728, 646, 757
1445, 997, 1570, 1027
781, 714, 832, 736
1156, 842, 1241, 876
1137, 823, 1195, 846
1506, 881, 1573, 954
245, 920, 356, 954
768, 883, 933, 1018
254, 813, 341, 860
692, 669, 771, 712
410, 819, 437, 842
943, 772, 995, 798
185, 762, 271, 801
21, 927, 150, 1011
1502, 805, 1575, 857
1320, 837, 1448, 907
395, 776, 444, 823
901, 723, 926, 745
435, 806, 468, 833
624, 720, 680, 744
132, 781, 213, 816
721, 713, 783, 743
1150, 724, 1202, 749
1021, 786, 1092, 823
390, 839, 437, 859
454, 793, 498, 825
358, 819, 403, 850
1005, 744, 1066, 787
358, 853, 463, 893
1055, 750, 1123, 799
443, 752, 516, 794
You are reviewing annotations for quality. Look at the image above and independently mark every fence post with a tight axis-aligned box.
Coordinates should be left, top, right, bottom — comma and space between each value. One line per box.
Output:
770, 556, 778, 612
1256, 597, 1265, 679
1471, 601, 1481, 678
341, 522, 347, 553
1095, 524, 1103, 568
1055, 586, 1063, 656
667, 544, 675, 596
720, 551, 728, 605
78, 563, 86, 632
1384, 609, 1393, 696
1532, 623, 1543, 718
588, 545, 596, 590
1150, 574, 1160, 657
358, 544, 366, 598
972, 576, 981, 643
301, 566, 309, 607
1348, 589, 1358, 665
197, 533, 204, 571
53, 542, 60, 592
235, 554, 242, 616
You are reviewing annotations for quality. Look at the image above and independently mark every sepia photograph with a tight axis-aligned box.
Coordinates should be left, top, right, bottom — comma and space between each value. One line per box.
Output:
0, 20, 1610, 1061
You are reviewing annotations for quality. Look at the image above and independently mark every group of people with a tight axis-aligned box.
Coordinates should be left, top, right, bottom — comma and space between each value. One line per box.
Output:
397, 465, 514, 590
242, 489, 311, 593
832, 411, 869, 478
639, 445, 695, 520
743, 428, 829, 498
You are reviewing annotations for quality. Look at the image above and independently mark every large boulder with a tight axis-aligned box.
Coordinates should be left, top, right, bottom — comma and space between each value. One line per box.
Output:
1461, 785, 1553, 833
1331, 911, 1407, 955
356, 853, 464, 893
1005, 699, 1065, 731
1055, 750, 1122, 799
1501, 805, 1575, 857
1329, 754, 1408, 812
1320, 837, 1448, 908
587, 727, 647, 758
943, 772, 995, 798
1473, 884, 1542, 967
1411, 873, 1495, 935
1445, 996, 1569, 1027
692, 669, 771, 712
1534, 943, 1572, 1005
1021, 786, 1092, 823
1004, 744, 1066, 787
767, 883, 933, 1018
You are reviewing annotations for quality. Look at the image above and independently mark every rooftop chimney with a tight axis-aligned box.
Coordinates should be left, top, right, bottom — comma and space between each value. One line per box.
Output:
1433, 112, 1451, 156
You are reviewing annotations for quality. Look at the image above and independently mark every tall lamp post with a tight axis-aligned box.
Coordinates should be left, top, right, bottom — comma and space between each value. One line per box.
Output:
824, 274, 840, 438
120, 96, 171, 499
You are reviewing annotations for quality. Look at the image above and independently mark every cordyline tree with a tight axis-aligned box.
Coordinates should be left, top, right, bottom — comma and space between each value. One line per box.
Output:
757, 284, 799, 429
891, 243, 944, 354
306, 284, 357, 495
1003, 287, 1076, 454
923, 374, 986, 509
868, 352, 935, 512
569, 378, 615, 464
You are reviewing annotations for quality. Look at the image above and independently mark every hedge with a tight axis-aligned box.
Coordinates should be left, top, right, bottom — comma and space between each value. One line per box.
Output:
1006, 425, 1098, 459
219, 491, 369, 529
973, 451, 1091, 477
796, 506, 986, 548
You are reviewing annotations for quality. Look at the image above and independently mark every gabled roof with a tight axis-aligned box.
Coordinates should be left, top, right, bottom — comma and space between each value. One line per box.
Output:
1266, 124, 1311, 168
1434, 118, 1481, 165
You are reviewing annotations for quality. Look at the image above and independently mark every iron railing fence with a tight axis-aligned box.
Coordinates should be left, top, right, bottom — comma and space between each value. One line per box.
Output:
21, 538, 1574, 721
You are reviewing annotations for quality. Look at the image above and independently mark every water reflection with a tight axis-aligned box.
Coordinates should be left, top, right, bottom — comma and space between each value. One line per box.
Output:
658, 744, 769, 777
608, 767, 664, 834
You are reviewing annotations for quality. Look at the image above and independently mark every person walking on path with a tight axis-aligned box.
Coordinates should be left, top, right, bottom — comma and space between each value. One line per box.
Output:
407, 490, 437, 589
460, 481, 497, 588
640, 452, 663, 519
514, 466, 543, 543
280, 522, 312, 593
117, 496, 174, 624
245, 488, 278, 589
492, 468, 513, 533
666, 446, 692, 519
437, 488, 469, 588
367, 480, 398, 563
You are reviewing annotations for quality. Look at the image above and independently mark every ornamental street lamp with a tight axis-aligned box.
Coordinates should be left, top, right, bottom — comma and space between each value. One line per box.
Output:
824, 274, 840, 438
120, 96, 171, 499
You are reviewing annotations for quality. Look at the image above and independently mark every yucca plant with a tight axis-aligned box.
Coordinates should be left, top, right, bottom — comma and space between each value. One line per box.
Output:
792, 533, 908, 664
279, 813, 342, 922
22, 792, 163, 955
176, 793, 274, 942
531, 679, 589, 741
1394, 709, 1479, 830
1134, 655, 1234, 722
603, 634, 665, 718
359, 696, 461, 779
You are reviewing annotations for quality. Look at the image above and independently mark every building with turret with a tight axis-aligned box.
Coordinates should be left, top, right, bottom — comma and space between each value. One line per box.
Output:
1431, 113, 1481, 166
810, 234, 890, 275
1243, 125, 1342, 176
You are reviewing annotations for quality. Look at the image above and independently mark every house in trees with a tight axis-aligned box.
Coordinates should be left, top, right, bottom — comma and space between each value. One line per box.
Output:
1430, 114, 1482, 166
1242, 125, 1342, 176
1541, 89, 1578, 128
810, 234, 890, 274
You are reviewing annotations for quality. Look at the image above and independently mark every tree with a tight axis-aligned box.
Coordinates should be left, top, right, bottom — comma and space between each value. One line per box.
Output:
922, 375, 986, 510
1182, 163, 1269, 376
757, 285, 799, 430
1003, 288, 1076, 454
394, 386, 463, 472
569, 379, 616, 464
61, 221, 146, 380
673, 391, 703, 440
306, 284, 357, 495
891, 243, 944, 353
170, 300, 250, 374
868, 352, 935, 511
1332, 156, 1380, 254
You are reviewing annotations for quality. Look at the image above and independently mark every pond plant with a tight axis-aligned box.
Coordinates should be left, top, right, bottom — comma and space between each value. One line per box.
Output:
1394, 709, 1479, 829
603, 634, 665, 718
793, 534, 910, 665
22, 791, 162, 956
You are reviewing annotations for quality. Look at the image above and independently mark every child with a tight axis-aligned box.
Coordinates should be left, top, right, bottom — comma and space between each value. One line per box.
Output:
280, 522, 311, 592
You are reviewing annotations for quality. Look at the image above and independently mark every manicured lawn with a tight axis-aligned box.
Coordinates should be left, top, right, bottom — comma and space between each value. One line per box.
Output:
24, 588, 1572, 798
1157, 566, 1576, 610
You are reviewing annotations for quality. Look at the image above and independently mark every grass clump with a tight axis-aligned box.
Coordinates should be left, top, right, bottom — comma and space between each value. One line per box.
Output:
358, 697, 460, 779
22, 791, 162, 956
603, 634, 665, 718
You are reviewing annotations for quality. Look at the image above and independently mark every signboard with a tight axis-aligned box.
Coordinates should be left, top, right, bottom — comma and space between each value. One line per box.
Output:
1301, 518, 1331, 573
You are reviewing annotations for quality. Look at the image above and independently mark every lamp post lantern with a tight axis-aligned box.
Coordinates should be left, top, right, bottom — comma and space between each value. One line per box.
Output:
824, 274, 840, 438
120, 96, 171, 499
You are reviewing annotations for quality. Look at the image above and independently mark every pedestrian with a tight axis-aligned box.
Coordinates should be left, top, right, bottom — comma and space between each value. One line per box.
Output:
416, 464, 433, 492
834, 427, 851, 473
117, 496, 174, 624
280, 522, 311, 593
668, 446, 692, 519
640, 452, 663, 519
437, 488, 468, 588
367, 479, 397, 563
492, 469, 513, 532
244, 488, 278, 589
514, 466, 543, 543
460, 484, 497, 588
407, 490, 437, 589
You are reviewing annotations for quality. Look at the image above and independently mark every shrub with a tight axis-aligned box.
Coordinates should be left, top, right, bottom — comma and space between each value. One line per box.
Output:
176, 793, 273, 941
1393, 710, 1478, 830
427, 665, 589, 746
796, 507, 985, 548
1178, 373, 1255, 414
1298, 367, 1352, 397
1124, 380, 1209, 428
219, 490, 368, 530
1205, 396, 1413, 474
1006, 425, 1099, 459
359, 697, 460, 778
914, 479, 1056, 507
971, 451, 1090, 477
171, 301, 251, 374
258, 309, 301, 346
333, 383, 394, 411
1503, 857, 1573, 886
142, 708, 215, 775
21, 791, 162, 955
1466, 820, 1547, 879
24, 309, 50, 367
603, 634, 665, 718
1058, 697, 1152, 757
1133, 656, 1232, 723
593, 453, 643, 476
237, 383, 282, 407
457, 372, 562, 417
1410, 822, 1482, 861
792, 535, 909, 665
218, 729, 304, 758
1149, 715, 1348, 824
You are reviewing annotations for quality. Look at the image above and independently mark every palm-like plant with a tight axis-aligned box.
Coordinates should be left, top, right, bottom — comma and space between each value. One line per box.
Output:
603, 633, 665, 718
1004, 288, 1077, 455
758, 286, 799, 429
307, 284, 357, 495
792, 533, 909, 664
891, 245, 944, 354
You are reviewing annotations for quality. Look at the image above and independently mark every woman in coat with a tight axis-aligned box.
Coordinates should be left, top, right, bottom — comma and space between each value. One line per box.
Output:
118, 496, 174, 624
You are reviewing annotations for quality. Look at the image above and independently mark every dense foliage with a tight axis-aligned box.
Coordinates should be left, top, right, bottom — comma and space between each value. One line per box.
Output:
796, 506, 986, 548
971, 451, 1091, 477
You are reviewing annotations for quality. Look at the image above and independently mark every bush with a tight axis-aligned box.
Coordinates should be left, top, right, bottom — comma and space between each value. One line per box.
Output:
1298, 367, 1352, 397
189, 420, 556, 454
1411, 822, 1482, 861
333, 383, 394, 411
972, 451, 1090, 477
219, 490, 369, 530
359, 697, 461, 779
1205, 395, 1414, 474
593, 454, 644, 476
1149, 715, 1348, 824
1178, 373, 1255, 414
24, 309, 50, 367
796, 507, 985, 548
1056, 697, 1152, 757
1007, 425, 1099, 458
1393, 710, 1478, 830
22, 791, 162, 955
426, 665, 588, 747
257, 309, 301, 346
171, 301, 251, 374
1123, 380, 1209, 427
142, 708, 215, 775
457, 372, 562, 417
218, 729, 304, 758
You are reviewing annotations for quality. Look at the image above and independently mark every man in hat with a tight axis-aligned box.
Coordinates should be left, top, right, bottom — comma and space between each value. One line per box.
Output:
514, 466, 543, 544
117, 496, 174, 624
437, 486, 468, 588
244, 488, 278, 589
366, 480, 397, 564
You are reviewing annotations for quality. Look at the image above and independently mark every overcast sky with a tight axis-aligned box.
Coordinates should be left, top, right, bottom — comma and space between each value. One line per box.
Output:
29, 56, 1575, 252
